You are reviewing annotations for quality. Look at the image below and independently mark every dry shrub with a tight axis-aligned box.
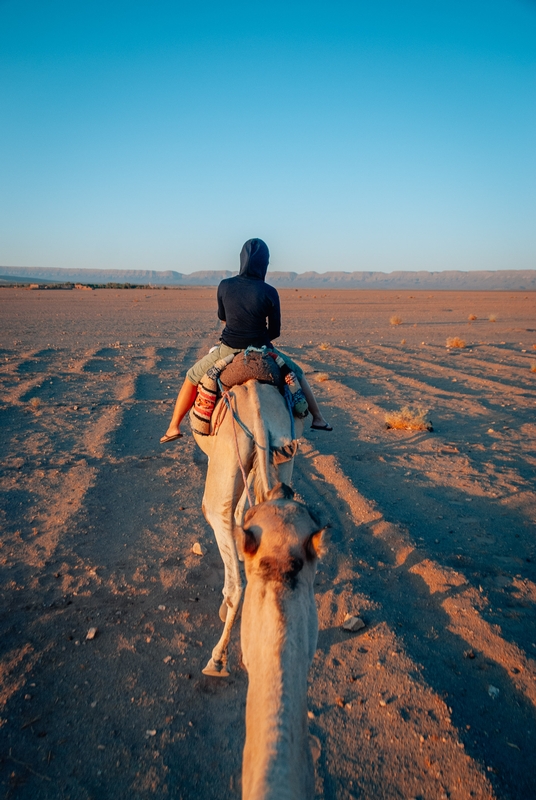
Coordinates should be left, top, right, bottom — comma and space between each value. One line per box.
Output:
446, 337, 466, 349
318, 343, 330, 350
385, 406, 433, 432
531, 363, 536, 373
390, 315, 402, 326
532, 344, 536, 350
315, 372, 329, 382
400, 339, 406, 345
29, 397, 41, 409
468, 314, 477, 321
489, 314, 497, 322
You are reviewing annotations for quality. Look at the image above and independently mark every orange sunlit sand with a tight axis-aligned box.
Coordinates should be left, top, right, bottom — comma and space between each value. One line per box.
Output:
1, 287, 535, 798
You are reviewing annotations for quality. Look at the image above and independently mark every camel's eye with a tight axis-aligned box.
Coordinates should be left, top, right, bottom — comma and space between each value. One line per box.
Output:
242, 528, 259, 555
285, 557, 304, 580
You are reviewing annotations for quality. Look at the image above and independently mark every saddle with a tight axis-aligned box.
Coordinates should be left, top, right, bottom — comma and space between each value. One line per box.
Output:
219, 350, 283, 391
190, 348, 308, 436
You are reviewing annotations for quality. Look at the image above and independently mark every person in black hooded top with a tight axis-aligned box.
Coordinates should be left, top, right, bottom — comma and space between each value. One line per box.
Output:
217, 238, 280, 349
160, 238, 331, 443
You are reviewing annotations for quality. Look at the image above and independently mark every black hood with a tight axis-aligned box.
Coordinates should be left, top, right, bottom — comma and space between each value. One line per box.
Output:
238, 239, 270, 280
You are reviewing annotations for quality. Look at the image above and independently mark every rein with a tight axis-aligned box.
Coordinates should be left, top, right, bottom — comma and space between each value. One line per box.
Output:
219, 383, 255, 509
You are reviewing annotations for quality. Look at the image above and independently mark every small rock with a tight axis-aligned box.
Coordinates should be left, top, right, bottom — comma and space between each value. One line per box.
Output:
192, 543, 206, 556
145, 729, 157, 737
163, 656, 172, 664
379, 700, 387, 707
158, 605, 166, 611
309, 734, 322, 763
488, 685, 500, 699
335, 696, 345, 708
86, 627, 98, 640
307, 710, 315, 719
342, 615, 366, 632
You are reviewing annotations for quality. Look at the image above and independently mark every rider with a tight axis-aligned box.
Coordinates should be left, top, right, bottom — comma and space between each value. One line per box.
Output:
160, 238, 332, 443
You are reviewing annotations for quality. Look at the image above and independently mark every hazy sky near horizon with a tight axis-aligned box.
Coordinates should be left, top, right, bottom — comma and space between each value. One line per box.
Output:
1, 1, 535, 275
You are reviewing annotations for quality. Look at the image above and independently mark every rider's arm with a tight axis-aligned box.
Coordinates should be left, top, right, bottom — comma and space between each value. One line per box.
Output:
267, 291, 281, 341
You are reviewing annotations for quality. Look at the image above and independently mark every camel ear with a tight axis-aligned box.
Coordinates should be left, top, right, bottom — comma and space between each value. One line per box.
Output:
267, 482, 294, 501
305, 528, 327, 561
242, 526, 260, 556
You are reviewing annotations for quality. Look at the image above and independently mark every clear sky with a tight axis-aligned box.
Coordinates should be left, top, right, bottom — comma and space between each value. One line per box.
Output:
1, 0, 535, 274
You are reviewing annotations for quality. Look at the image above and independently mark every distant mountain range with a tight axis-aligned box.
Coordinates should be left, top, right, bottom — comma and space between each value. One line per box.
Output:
1, 266, 535, 290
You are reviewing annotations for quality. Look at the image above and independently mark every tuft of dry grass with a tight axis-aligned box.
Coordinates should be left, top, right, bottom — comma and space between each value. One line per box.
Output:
468, 314, 477, 321
315, 372, 330, 382
488, 314, 497, 322
390, 315, 402, 326
385, 406, 433, 432
446, 337, 466, 349
318, 343, 330, 350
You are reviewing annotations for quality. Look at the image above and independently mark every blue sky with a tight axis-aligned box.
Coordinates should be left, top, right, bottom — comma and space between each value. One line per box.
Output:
1, 0, 535, 274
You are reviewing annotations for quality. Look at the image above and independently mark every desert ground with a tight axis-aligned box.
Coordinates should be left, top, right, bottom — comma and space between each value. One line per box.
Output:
0, 286, 535, 800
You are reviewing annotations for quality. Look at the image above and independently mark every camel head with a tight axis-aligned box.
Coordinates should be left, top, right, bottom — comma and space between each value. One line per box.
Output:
239, 483, 325, 589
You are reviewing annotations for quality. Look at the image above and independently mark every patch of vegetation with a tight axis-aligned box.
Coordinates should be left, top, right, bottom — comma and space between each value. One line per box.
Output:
446, 337, 466, 349
385, 406, 433, 432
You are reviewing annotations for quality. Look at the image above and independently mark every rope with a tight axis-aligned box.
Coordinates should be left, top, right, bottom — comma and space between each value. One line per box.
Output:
220, 388, 255, 509
218, 378, 257, 442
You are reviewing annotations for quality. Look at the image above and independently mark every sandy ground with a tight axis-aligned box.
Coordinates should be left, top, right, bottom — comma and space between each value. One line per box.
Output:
0, 286, 535, 800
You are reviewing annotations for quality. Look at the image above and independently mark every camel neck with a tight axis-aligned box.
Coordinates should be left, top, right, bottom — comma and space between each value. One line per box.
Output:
242, 582, 316, 799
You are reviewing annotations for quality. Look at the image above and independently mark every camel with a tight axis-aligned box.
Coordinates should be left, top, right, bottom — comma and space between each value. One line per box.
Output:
239, 483, 324, 800
191, 379, 304, 677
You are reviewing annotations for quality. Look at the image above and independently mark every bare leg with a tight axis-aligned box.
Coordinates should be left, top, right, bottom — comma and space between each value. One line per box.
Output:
299, 377, 331, 429
161, 378, 198, 441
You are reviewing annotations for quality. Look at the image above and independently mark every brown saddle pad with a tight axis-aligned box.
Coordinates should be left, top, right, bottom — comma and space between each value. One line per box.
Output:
219, 351, 283, 391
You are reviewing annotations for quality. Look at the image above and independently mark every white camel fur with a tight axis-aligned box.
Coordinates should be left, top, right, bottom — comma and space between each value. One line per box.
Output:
191, 380, 304, 677
239, 483, 324, 800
